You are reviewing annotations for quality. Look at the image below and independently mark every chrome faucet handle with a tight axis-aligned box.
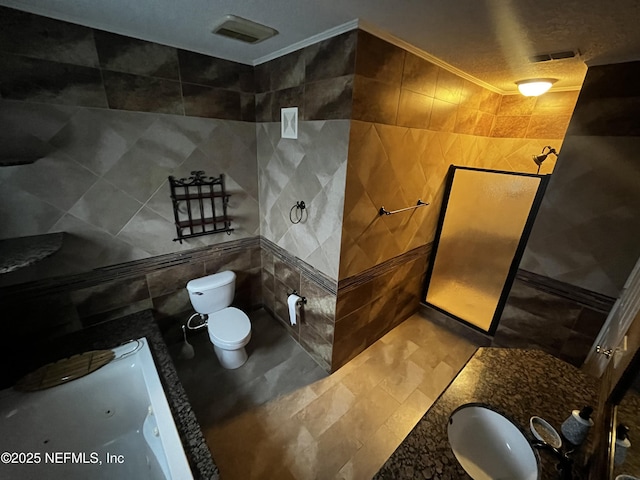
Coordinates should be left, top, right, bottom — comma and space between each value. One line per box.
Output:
532, 441, 573, 480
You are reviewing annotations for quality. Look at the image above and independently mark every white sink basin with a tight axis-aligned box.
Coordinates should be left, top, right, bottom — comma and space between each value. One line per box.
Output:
448, 404, 539, 480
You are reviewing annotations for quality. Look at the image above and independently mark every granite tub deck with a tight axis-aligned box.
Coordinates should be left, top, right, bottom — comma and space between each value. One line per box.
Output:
3, 310, 218, 480
0, 233, 63, 274
375, 348, 599, 480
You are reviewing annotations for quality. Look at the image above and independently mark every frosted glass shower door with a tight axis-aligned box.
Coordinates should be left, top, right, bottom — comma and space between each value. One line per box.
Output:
423, 166, 548, 333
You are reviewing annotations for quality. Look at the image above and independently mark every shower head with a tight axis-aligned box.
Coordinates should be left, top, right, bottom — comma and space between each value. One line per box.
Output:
532, 146, 558, 173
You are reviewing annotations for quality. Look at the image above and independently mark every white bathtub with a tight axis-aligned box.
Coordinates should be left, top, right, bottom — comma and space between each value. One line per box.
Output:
0, 338, 193, 480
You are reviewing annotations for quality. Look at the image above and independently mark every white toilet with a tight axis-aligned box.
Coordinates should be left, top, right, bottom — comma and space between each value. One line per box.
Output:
186, 271, 252, 369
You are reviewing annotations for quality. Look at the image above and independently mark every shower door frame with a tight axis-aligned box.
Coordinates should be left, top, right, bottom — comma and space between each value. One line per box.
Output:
421, 165, 550, 336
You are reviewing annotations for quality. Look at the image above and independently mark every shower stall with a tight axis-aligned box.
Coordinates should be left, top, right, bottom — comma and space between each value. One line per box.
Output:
422, 166, 549, 334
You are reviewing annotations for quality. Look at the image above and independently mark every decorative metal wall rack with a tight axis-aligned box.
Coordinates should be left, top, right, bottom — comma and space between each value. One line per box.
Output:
169, 171, 233, 243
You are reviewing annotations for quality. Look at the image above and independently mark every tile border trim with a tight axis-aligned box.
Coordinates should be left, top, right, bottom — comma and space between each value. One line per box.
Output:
338, 243, 432, 293
516, 269, 616, 313
0, 237, 260, 300
259, 236, 338, 295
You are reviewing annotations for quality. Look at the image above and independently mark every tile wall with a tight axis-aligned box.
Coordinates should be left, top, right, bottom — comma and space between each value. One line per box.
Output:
254, 30, 356, 122
0, 5, 352, 373
2, 5, 614, 374
0, 6, 260, 286
341, 30, 579, 280
0, 7, 254, 120
0, 100, 260, 286
332, 245, 430, 369
520, 61, 640, 299
251, 30, 358, 369
331, 31, 579, 368
0, 239, 262, 357
495, 60, 640, 366
254, 30, 356, 281
261, 239, 337, 371
494, 276, 610, 367
256, 121, 350, 280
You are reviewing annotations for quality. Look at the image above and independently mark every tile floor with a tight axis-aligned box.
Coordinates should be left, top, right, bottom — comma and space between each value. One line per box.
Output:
169, 308, 480, 480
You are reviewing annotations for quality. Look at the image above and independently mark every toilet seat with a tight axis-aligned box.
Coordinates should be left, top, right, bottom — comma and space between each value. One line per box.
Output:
207, 307, 251, 349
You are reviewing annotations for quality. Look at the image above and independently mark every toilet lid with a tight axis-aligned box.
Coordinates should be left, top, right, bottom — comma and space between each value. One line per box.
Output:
207, 307, 251, 345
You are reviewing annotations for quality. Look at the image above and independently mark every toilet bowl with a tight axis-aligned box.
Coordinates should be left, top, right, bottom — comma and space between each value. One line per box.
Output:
186, 271, 252, 369
207, 307, 251, 369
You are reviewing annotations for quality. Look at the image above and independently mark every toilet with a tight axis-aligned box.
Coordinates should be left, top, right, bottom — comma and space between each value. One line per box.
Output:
186, 271, 252, 369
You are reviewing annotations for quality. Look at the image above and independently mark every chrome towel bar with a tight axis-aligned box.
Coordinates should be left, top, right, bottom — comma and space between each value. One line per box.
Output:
379, 199, 429, 216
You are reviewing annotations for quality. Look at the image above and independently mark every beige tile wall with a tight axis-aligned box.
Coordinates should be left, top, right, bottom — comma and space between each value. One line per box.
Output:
339, 122, 567, 279
338, 31, 578, 281
256, 120, 350, 281
332, 249, 429, 370
351, 31, 578, 140
0, 100, 260, 287
492, 92, 578, 139
331, 31, 579, 369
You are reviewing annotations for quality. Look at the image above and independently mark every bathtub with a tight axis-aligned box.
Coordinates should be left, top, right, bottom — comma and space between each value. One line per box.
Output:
0, 338, 193, 480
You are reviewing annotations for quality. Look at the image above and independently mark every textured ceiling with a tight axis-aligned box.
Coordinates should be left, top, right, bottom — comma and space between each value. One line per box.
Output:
3, 0, 640, 93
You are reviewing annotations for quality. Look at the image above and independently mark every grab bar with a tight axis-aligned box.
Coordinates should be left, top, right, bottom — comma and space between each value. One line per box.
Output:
379, 199, 429, 216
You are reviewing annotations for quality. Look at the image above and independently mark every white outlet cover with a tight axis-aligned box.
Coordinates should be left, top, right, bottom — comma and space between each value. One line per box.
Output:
281, 107, 298, 139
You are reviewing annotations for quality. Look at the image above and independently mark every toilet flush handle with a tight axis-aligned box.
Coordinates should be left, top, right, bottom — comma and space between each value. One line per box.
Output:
192, 291, 203, 295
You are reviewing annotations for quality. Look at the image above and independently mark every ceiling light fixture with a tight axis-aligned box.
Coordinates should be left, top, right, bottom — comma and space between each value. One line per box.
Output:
516, 79, 556, 97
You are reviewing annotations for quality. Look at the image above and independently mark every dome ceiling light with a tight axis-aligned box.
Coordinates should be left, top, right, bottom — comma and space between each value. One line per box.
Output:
516, 79, 556, 96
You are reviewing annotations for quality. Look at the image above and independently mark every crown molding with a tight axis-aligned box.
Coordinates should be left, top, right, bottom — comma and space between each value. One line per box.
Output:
253, 19, 359, 66
253, 17, 506, 94
357, 20, 504, 94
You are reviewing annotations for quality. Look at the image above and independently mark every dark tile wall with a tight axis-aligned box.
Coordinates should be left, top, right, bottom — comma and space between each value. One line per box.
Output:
0, 6, 254, 121
418, 268, 610, 368
254, 30, 356, 121
258, 234, 471, 373
261, 238, 337, 372
520, 60, 640, 299
332, 245, 430, 371
493, 274, 611, 367
351, 30, 577, 139
568, 61, 640, 136
0, 238, 262, 346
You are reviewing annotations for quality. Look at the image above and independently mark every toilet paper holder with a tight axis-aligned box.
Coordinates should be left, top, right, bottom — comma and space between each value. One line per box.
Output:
287, 290, 307, 305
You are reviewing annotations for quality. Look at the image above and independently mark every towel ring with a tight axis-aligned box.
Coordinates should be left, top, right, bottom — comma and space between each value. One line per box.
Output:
289, 201, 306, 224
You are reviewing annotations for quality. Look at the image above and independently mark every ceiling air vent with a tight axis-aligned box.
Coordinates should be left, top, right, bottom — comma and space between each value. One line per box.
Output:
529, 50, 580, 63
212, 15, 278, 44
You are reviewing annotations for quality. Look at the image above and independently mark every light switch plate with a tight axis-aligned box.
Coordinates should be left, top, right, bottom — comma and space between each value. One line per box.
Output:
281, 107, 298, 139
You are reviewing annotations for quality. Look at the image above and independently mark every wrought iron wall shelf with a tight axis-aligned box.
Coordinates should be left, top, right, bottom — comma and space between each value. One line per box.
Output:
169, 171, 233, 243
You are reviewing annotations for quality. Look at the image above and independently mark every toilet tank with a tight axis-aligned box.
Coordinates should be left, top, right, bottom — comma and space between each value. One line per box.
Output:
186, 271, 236, 314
